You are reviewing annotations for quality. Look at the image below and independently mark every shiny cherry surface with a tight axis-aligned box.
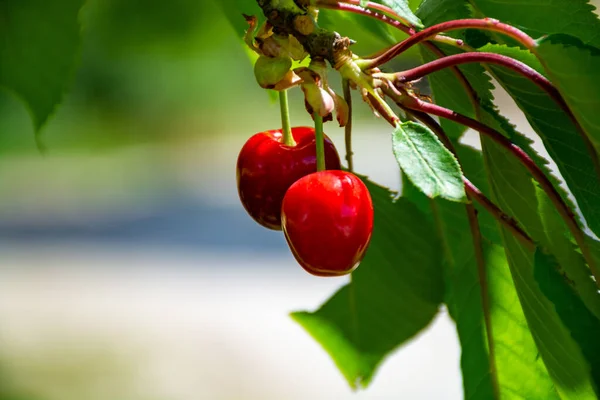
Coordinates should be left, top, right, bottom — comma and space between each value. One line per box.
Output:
236, 127, 341, 230
281, 170, 374, 277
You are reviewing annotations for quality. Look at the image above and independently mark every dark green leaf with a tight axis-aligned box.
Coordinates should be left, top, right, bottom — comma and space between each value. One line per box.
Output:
0, 0, 85, 130
318, 8, 398, 47
292, 177, 443, 389
469, 0, 600, 48
534, 249, 600, 394
392, 121, 467, 202
479, 43, 600, 237
536, 35, 600, 153
535, 185, 600, 321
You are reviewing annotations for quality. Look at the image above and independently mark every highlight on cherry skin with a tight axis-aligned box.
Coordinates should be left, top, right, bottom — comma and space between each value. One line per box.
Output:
236, 126, 341, 230
281, 170, 374, 277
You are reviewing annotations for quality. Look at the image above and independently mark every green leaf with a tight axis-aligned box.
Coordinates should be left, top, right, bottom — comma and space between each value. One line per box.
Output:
478, 43, 600, 237
0, 0, 85, 131
392, 121, 467, 202
534, 249, 600, 394
536, 35, 600, 149
375, 0, 423, 28
535, 184, 600, 322
423, 145, 557, 400
449, 240, 559, 399
318, 8, 398, 47
479, 106, 599, 399
469, 0, 600, 48
292, 177, 443, 389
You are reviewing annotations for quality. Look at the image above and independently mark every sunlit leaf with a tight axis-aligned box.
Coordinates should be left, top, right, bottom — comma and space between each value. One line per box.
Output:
392, 122, 466, 202
534, 249, 600, 394
479, 106, 598, 400
413, 145, 557, 400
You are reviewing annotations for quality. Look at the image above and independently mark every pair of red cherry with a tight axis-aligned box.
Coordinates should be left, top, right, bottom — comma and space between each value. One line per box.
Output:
236, 126, 374, 276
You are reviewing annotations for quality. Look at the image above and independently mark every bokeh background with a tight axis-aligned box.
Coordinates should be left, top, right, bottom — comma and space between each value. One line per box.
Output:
3, 1, 596, 399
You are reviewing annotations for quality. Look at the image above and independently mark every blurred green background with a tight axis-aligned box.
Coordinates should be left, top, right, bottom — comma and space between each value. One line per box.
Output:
0, 0, 531, 399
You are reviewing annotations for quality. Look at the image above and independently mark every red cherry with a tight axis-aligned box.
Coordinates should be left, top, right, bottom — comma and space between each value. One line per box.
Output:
236, 127, 341, 230
281, 170, 374, 277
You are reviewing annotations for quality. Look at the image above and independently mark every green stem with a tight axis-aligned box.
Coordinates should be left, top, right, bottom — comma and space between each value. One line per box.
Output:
342, 79, 354, 172
280, 90, 296, 146
314, 113, 326, 171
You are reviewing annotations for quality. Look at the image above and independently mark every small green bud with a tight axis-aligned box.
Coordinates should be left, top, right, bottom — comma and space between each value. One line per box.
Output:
254, 56, 293, 89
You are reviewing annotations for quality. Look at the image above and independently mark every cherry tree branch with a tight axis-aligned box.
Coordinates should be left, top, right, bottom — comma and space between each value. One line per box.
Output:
394, 48, 600, 206
364, 19, 536, 69
393, 52, 554, 95
342, 79, 355, 171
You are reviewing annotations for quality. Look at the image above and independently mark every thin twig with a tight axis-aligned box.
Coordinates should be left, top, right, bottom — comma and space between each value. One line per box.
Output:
342, 79, 355, 172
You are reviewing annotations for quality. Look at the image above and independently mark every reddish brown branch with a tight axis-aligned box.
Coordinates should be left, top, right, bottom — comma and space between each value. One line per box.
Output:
396, 52, 555, 96
464, 179, 535, 251
421, 43, 482, 119
365, 19, 536, 68
399, 48, 600, 196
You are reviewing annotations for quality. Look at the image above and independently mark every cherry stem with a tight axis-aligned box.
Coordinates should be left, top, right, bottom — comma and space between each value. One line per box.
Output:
405, 98, 600, 287
314, 113, 326, 172
279, 90, 296, 147
342, 78, 355, 172
364, 19, 536, 69
395, 52, 554, 95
